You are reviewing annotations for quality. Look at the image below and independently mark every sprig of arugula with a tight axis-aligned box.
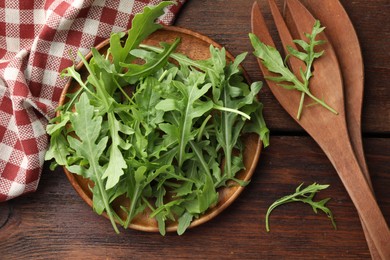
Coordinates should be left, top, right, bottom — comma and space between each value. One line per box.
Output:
265, 183, 337, 232
45, 1, 270, 235
249, 20, 338, 119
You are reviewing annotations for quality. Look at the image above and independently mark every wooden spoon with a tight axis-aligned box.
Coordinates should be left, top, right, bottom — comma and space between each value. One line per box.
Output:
283, 1, 378, 257
285, 1, 378, 258
251, 1, 390, 259
300, 0, 370, 193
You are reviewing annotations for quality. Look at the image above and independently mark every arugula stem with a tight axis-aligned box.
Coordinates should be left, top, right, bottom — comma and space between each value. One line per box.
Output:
139, 44, 210, 72
124, 185, 141, 228
304, 90, 338, 115
92, 163, 119, 233
197, 114, 212, 142
222, 92, 232, 180
142, 196, 155, 211
291, 77, 338, 116
150, 199, 185, 218
78, 52, 111, 111
189, 141, 212, 178
265, 190, 304, 232
178, 112, 189, 168
64, 87, 84, 112
113, 77, 132, 103
297, 92, 305, 120
296, 35, 316, 120
158, 69, 169, 82
213, 104, 251, 120
111, 208, 125, 226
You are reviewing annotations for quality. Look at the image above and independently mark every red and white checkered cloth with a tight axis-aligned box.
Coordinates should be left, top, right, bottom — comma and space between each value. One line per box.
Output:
0, 0, 186, 201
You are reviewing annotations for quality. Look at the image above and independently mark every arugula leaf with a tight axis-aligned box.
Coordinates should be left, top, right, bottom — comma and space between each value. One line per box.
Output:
45, 113, 71, 165
243, 100, 269, 148
210, 50, 261, 186
110, 1, 174, 70
66, 92, 119, 233
154, 187, 168, 235
249, 20, 338, 119
121, 39, 180, 84
265, 182, 337, 232
60, 65, 97, 111
287, 20, 326, 119
156, 69, 214, 167
133, 77, 165, 134
123, 164, 175, 228
76, 50, 132, 190
102, 113, 132, 190
182, 173, 218, 214
89, 48, 118, 96
177, 211, 193, 235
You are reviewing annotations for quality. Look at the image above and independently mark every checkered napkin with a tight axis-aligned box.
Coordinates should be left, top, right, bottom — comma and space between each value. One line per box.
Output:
0, 0, 186, 201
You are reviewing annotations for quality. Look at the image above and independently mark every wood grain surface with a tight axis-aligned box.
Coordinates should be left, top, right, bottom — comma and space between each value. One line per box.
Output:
1, 0, 389, 259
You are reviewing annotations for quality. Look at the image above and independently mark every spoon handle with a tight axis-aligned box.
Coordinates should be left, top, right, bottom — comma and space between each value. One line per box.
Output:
322, 136, 390, 259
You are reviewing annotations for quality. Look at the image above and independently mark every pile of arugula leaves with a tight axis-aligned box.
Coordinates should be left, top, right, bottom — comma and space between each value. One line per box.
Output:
45, 2, 269, 235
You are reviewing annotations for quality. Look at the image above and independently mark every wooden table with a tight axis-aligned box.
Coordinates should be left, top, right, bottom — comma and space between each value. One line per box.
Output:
1, 0, 389, 259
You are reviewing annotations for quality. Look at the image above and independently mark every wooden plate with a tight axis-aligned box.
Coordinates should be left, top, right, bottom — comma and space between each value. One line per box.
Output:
59, 26, 262, 233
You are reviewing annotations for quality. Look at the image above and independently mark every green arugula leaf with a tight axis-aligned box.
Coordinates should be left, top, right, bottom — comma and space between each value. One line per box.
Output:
156, 70, 214, 167
243, 100, 270, 148
89, 48, 118, 96
110, 1, 174, 70
177, 211, 194, 235
60, 65, 96, 112
265, 182, 337, 232
210, 49, 261, 186
249, 20, 338, 119
102, 113, 132, 190
287, 20, 326, 119
66, 92, 119, 233
140, 43, 211, 72
77, 51, 114, 113
182, 172, 218, 214
45, 113, 71, 165
121, 39, 180, 84
133, 77, 165, 134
